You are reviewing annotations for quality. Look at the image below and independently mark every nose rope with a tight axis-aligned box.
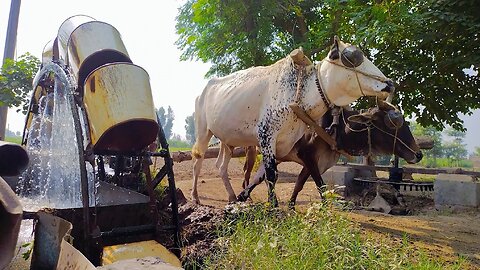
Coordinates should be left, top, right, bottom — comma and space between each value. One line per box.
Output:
367, 125, 372, 158
392, 128, 398, 156
316, 57, 389, 107
342, 110, 418, 156
324, 58, 391, 83
371, 122, 418, 156
386, 111, 401, 156
334, 55, 367, 97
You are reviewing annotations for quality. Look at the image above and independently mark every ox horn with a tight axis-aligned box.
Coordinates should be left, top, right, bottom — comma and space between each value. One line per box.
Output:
290, 48, 312, 66
377, 99, 397, 112
384, 110, 404, 129
347, 112, 373, 124
386, 88, 395, 103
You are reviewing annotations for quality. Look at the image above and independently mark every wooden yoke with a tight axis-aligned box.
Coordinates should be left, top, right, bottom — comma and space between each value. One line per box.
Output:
289, 103, 353, 160
289, 47, 352, 160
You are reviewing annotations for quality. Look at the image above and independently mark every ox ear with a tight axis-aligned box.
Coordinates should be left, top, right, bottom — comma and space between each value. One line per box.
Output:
348, 112, 373, 124
329, 36, 340, 60
377, 100, 397, 112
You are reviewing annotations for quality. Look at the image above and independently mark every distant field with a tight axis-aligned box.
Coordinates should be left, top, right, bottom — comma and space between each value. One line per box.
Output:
4, 136, 22, 144
169, 147, 191, 152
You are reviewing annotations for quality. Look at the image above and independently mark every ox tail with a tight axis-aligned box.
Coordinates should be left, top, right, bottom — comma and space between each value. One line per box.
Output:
192, 143, 203, 159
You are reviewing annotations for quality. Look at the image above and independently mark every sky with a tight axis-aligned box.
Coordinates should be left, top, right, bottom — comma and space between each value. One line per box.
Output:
0, 0, 210, 138
1, 0, 479, 153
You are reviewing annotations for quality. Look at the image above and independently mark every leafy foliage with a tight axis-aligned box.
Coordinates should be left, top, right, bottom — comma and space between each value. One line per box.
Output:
184, 112, 195, 145
411, 121, 444, 161
475, 147, 480, 157
411, 122, 470, 167
157, 106, 175, 139
0, 53, 40, 113
443, 127, 468, 161
176, 0, 480, 130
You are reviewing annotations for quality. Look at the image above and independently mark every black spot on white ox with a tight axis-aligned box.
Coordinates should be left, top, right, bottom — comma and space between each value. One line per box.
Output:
191, 37, 395, 205
237, 101, 423, 207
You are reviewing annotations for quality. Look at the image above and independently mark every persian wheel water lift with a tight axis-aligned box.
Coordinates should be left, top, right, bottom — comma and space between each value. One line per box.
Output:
20, 15, 180, 264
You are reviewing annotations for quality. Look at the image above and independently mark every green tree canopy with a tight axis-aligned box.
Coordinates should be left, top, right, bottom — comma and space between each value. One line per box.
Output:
157, 106, 175, 139
176, 0, 479, 130
0, 53, 40, 113
443, 127, 467, 161
185, 113, 195, 145
410, 121, 443, 161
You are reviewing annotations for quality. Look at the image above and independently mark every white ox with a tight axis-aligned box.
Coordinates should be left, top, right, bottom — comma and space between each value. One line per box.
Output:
191, 37, 394, 205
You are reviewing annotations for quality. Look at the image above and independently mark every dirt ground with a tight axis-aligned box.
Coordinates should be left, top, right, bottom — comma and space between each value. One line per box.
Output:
161, 156, 480, 266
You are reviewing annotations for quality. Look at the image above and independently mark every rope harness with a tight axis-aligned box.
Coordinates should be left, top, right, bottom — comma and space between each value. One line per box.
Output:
290, 47, 392, 159
343, 110, 418, 158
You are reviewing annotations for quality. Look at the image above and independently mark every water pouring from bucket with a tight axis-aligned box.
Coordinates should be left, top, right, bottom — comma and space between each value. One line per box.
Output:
17, 64, 95, 209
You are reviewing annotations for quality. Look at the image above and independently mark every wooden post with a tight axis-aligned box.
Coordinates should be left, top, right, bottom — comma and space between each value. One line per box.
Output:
0, 0, 22, 140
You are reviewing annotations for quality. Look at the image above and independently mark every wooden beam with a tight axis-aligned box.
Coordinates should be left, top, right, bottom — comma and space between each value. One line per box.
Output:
415, 136, 434, 150
171, 147, 256, 163
338, 163, 480, 177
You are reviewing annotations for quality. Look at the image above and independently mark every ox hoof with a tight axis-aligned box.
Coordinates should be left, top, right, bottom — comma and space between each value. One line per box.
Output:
287, 201, 296, 211
192, 199, 201, 205
191, 193, 201, 205
268, 196, 279, 208
237, 190, 250, 202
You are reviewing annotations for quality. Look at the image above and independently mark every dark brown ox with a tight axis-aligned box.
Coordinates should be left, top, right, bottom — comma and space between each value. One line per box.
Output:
237, 101, 423, 207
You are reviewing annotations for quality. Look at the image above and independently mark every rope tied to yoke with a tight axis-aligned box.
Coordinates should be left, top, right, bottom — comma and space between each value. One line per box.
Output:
343, 109, 418, 158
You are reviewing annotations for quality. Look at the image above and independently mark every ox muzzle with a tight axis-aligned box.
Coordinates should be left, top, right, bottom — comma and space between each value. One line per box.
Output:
381, 80, 395, 93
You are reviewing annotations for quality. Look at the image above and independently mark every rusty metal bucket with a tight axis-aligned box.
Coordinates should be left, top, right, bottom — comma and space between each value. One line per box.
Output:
83, 63, 159, 153
57, 15, 131, 88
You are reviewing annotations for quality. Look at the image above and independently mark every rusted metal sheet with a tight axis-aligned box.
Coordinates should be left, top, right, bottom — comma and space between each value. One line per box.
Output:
0, 177, 23, 269
41, 40, 55, 64
30, 212, 181, 269
30, 212, 74, 269
56, 239, 96, 270
56, 15, 96, 64
102, 240, 182, 267
67, 21, 131, 86
97, 257, 183, 269
84, 63, 158, 153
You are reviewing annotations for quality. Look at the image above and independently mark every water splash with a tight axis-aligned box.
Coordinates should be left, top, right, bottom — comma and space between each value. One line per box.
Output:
17, 63, 95, 209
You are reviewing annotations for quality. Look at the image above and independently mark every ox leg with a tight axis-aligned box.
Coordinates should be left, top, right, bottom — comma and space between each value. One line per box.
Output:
309, 169, 326, 200
215, 142, 225, 169
192, 158, 204, 204
191, 130, 213, 204
288, 167, 311, 210
242, 146, 256, 189
237, 162, 265, 201
298, 150, 326, 200
219, 144, 237, 203
264, 156, 279, 207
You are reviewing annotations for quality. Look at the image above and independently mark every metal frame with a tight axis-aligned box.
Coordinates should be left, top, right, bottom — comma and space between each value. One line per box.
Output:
22, 62, 181, 263
70, 91, 181, 260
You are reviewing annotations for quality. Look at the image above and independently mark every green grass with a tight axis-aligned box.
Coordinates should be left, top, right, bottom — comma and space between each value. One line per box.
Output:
416, 157, 473, 169
168, 147, 192, 152
4, 136, 22, 144
201, 202, 469, 270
